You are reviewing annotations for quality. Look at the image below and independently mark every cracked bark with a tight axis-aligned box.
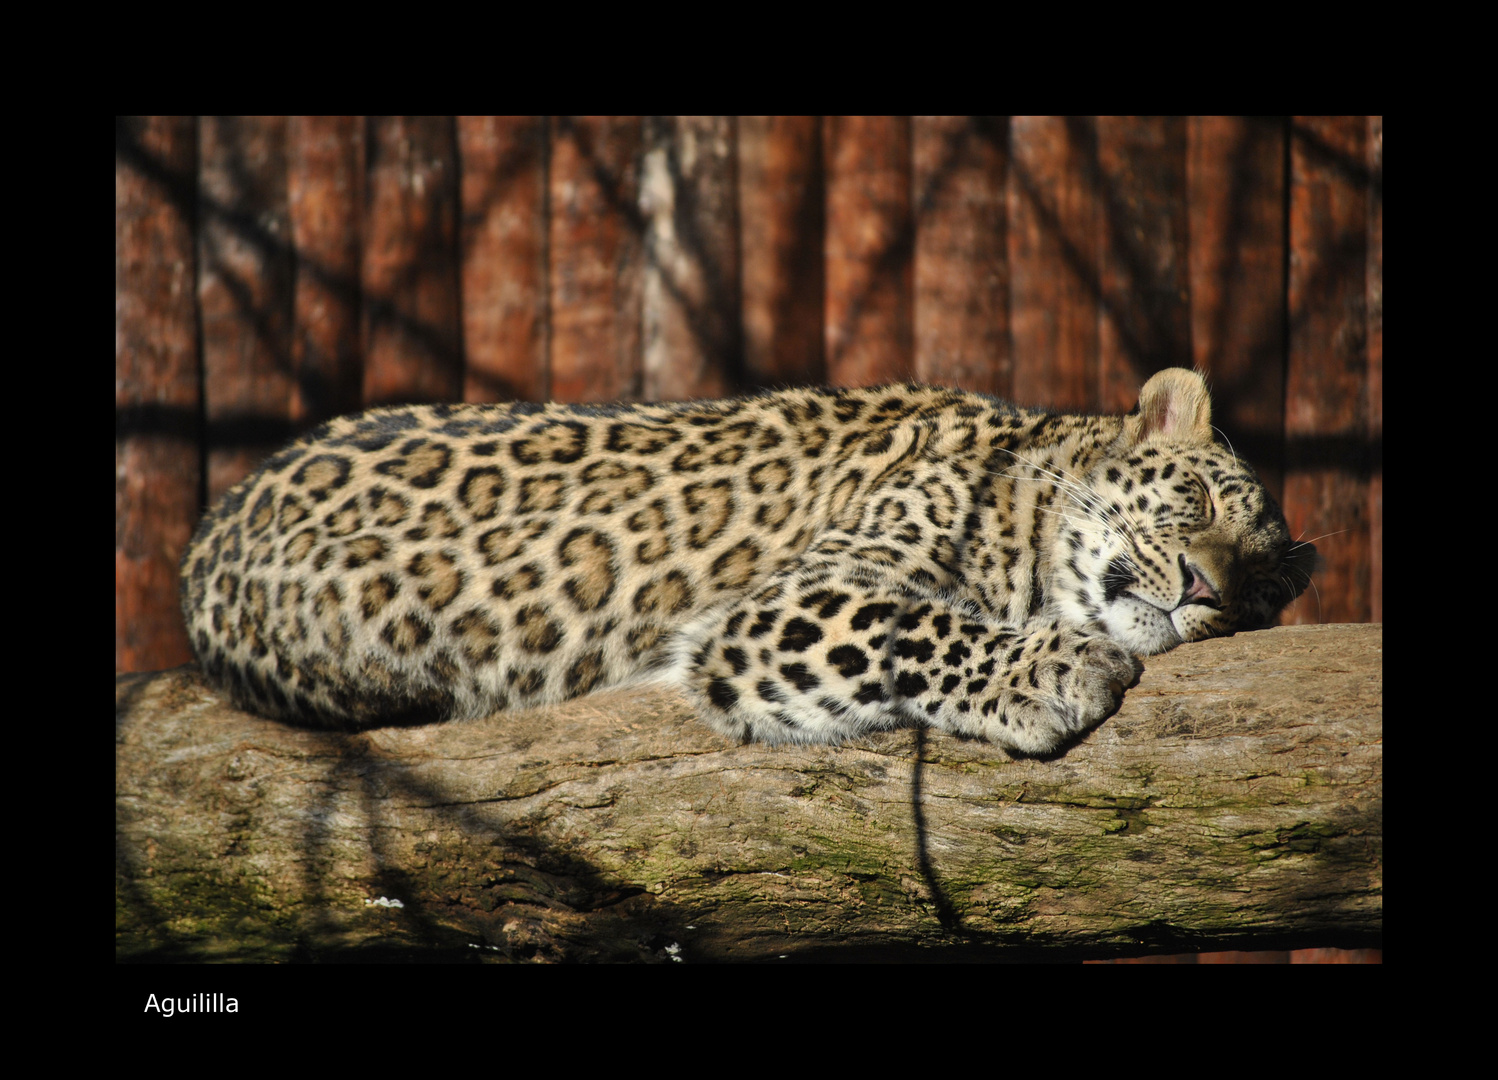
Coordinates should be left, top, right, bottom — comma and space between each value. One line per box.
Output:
116, 623, 1381, 962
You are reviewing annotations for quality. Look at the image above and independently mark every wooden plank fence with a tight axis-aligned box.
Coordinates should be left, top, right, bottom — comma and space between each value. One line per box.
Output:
115, 116, 1382, 963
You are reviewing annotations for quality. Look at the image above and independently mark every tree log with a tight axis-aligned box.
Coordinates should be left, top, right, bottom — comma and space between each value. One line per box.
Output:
116, 623, 1381, 962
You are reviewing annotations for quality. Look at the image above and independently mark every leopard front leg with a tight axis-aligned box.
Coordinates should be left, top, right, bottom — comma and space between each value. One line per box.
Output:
670, 571, 902, 745
671, 561, 1141, 754
888, 613, 1142, 754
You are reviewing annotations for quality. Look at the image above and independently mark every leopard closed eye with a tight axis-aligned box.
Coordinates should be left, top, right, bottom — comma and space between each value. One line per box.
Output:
181, 367, 1315, 755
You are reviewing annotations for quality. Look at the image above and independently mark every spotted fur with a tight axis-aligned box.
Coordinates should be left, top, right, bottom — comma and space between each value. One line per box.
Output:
181, 368, 1315, 754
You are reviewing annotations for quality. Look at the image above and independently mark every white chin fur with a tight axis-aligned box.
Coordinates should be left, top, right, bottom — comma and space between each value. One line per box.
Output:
1100, 597, 1183, 655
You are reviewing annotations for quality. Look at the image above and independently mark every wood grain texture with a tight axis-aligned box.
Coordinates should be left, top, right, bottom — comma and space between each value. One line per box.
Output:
117, 624, 1381, 963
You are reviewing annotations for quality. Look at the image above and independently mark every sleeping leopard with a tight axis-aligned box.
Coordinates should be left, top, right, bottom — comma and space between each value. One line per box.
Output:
181, 367, 1315, 755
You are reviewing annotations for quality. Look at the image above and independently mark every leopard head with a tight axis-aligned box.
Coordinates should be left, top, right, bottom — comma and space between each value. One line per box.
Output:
1052, 368, 1317, 655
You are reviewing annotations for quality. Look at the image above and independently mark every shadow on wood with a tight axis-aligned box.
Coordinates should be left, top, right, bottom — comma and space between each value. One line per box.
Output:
116, 623, 1381, 963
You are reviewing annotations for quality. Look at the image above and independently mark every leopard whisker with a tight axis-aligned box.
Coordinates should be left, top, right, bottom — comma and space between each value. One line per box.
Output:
1211, 425, 1239, 468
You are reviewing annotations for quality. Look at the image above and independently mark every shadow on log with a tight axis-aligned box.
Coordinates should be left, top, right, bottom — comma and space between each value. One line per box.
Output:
116, 623, 1381, 963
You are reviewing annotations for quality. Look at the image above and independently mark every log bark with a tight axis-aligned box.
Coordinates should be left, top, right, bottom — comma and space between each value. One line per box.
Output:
115, 623, 1382, 963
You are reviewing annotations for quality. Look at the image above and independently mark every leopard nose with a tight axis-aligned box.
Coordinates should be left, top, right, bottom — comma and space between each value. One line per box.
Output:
1178, 554, 1221, 608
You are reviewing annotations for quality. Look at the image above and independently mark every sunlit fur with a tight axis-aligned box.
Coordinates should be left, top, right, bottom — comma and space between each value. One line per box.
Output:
182, 367, 1314, 755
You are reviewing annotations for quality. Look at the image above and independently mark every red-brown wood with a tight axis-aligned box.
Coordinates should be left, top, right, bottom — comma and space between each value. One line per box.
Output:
738, 116, 825, 387
1095, 116, 1191, 412
1366, 116, 1382, 625
548, 116, 643, 403
1285, 116, 1372, 625
1187, 116, 1289, 495
1007, 115, 1099, 411
824, 115, 913, 387
1090, 947, 1381, 964
641, 115, 739, 401
116, 115, 1386, 651
360, 116, 463, 406
197, 115, 294, 502
287, 115, 364, 425
458, 116, 548, 403
115, 116, 201, 672
1292, 947, 1382, 963
912, 116, 1008, 395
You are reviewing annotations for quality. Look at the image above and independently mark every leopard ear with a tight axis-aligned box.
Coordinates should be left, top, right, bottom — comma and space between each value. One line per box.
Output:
1125, 367, 1213, 447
